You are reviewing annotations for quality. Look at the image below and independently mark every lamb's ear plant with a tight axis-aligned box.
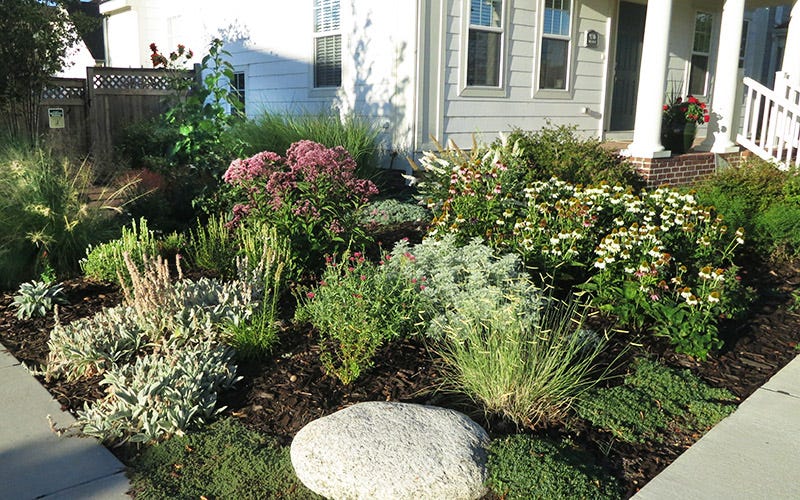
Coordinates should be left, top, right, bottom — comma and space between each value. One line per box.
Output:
12, 280, 68, 320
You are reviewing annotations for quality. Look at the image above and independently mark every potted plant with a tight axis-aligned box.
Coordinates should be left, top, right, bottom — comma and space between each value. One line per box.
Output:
661, 95, 710, 155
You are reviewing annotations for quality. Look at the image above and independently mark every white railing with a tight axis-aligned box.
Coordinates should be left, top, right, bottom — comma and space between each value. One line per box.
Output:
737, 73, 800, 170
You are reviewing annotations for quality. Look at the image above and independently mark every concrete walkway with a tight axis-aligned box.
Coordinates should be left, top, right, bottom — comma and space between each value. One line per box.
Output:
0, 346, 129, 500
634, 354, 800, 499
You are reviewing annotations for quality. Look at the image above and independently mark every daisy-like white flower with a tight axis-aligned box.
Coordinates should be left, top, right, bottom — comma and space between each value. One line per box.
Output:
708, 291, 721, 303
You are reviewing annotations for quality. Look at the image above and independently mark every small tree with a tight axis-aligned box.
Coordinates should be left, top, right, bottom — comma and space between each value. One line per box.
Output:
0, 0, 89, 141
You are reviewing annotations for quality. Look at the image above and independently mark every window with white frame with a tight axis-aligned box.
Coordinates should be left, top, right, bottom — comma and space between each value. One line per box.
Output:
313, 0, 341, 88
231, 71, 245, 115
689, 12, 713, 96
539, 0, 572, 90
466, 0, 505, 87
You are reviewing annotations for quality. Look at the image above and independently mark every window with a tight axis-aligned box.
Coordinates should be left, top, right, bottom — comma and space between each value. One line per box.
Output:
539, 0, 572, 90
467, 0, 505, 87
313, 0, 341, 88
231, 71, 245, 115
689, 12, 713, 96
739, 20, 749, 69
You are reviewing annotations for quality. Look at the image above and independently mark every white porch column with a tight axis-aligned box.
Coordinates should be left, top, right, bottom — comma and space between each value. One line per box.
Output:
709, 0, 746, 153
782, 1, 800, 83
624, 0, 673, 158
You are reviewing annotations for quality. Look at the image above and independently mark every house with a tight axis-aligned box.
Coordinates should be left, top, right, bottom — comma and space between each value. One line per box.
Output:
99, 0, 799, 172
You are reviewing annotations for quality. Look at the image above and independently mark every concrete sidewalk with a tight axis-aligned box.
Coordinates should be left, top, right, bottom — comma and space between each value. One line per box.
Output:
0, 346, 130, 500
634, 354, 800, 499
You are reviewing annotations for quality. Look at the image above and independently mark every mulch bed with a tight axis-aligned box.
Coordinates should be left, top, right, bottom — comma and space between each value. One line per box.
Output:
1, 250, 799, 499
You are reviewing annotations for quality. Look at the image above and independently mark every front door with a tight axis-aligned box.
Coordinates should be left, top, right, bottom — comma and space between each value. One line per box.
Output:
610, 2, 647, 131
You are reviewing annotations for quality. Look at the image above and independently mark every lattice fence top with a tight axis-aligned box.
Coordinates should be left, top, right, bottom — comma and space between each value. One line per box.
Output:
92, 72, 192, 90
42, 84, 85, 100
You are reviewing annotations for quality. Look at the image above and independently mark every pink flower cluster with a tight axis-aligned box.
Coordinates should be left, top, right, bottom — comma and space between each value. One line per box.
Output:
222, 140, 379, 228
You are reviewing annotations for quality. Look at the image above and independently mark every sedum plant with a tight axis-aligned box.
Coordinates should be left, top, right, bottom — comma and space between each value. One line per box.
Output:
77, 337, 240, 445
12, 279, 67, 320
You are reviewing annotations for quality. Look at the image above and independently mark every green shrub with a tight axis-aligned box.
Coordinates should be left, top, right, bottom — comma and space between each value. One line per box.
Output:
128, 417, 320, 499
295, 250, 428, 384
436, 294, 612, 429
81, 218, 160, 285
486, 434, 622, 499
116, 117, 180, 172
492, 125, 644, 188
0, 148, 131, 288
755, 202, 800, 258
235, 111, 383, 182
12, 279, 67, 320
576, 358, 736, 443
694, 158, 790, 255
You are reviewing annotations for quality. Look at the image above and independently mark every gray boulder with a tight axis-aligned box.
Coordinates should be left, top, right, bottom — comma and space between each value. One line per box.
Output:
290, 401, 490, 500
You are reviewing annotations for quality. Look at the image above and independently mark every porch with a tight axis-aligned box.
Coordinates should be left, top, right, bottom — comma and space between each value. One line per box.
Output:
617, 0, 799, 171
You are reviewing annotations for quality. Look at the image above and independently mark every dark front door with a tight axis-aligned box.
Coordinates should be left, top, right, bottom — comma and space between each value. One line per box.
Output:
610, 1, 647, 131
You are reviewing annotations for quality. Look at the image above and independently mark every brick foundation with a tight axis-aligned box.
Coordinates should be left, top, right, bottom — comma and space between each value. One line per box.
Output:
625, 151, 745, 187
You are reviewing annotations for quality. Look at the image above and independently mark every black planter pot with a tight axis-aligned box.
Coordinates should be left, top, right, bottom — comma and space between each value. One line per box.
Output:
661, 122, 697, 155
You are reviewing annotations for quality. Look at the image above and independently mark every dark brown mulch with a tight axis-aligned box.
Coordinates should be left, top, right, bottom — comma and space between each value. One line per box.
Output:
1, 252, 799, 498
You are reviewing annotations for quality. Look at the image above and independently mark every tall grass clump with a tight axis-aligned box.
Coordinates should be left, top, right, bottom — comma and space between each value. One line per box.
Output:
234, 112, 383, 181
0, 147, 131, 288
436, 294, 613, 429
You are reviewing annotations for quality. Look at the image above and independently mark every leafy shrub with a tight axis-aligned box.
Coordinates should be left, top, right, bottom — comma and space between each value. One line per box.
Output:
234, 111, 382, 182
360, 198, 431, 228
116, 117, 180, 172
486, 434, 622, 499
296, 250, 428, 384
0, 148, 132, 287
490, 125, 644, 188
436, 294, 611, 428
223, 140, 379, 275
694, 158, 792, 255
754, 202, 800, 258
77, 337, 239, 445
128, 417, 320, 499
12, 279, 67, 319
576, 358, 736, 443
81, 218, 160, 285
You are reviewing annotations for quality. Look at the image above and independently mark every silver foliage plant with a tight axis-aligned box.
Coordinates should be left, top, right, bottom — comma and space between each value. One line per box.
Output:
78, 338, 240, 445
12, 280, 68, 320
386, 234, 545, 339
46, 253, 264, 444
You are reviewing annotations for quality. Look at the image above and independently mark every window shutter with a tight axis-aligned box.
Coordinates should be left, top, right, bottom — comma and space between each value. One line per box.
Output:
315, 36, 342, 87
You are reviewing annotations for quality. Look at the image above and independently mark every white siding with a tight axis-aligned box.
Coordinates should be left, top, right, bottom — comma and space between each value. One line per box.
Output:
440, 0, 615, 148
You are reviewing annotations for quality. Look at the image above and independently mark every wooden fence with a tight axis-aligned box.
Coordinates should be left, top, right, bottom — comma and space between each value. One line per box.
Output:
38, 66, 195, 157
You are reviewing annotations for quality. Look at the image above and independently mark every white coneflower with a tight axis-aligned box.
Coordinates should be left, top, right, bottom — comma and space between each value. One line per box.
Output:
708, 291, 721, 303
698, 266, 712, 280
594, 258, 606, 270
685, 294, 699, 306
